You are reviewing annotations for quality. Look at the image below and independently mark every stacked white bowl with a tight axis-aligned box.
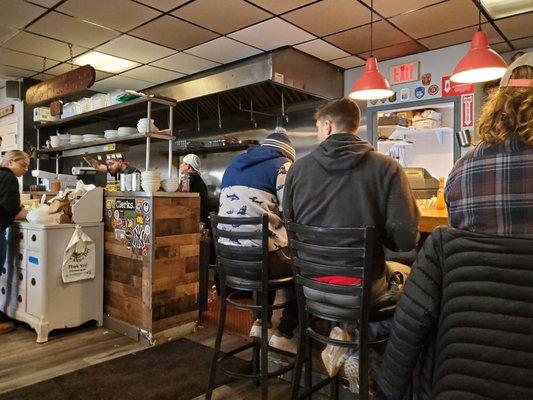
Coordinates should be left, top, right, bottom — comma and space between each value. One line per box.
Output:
137, 118, 158, 134
161, 177, 180, 192
50, 134, 70, 147
141, 170, 161, 192
104, 129, 118, 139
118, 127, 138, 136
70, 135, 84, 145
83, 134, 104, 142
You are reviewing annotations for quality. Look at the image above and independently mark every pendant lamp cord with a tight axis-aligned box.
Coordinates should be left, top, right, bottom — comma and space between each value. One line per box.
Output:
370, 0, 373, 56
478, 0, 481, 31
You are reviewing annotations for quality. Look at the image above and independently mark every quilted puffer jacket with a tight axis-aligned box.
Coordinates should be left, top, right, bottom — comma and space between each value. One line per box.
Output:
378, 227, 533, 400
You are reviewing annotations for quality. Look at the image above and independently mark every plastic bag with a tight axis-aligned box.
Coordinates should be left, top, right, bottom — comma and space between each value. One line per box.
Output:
26, 204, 55, 224
321, 327, 356, 377
62, 225, 95, 283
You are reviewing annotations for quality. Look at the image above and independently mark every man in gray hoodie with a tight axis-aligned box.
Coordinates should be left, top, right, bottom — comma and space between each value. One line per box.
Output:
283, 98, 419, 305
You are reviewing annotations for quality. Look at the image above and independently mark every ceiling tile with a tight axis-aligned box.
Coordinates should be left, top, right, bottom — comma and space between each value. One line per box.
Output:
0, 64, 36, 78
27, 11, 119, 48
173, 0, 271, 35
27, 0, 61, 6
361, 0, 443, 18
283, 0, 370, 37
121, 65, 184, 83
185, 37, 261, 63
419, 23, 503, 49
32, 72, 55, 81
2, 31, 87, 61
329, 55, 366, 69
294, 39, 350, 61
247, 0, 316, 15
0, 25, 18, 44
495, 12, 533, 40
96, 35, 175, 64
0, 48, 56, 71
390, 0, 480, 39
57, 0, 161, 32
44, 63, 113, 81
360, 40, 426, 61
324, 20, 410, 54
0, 0, 47, 29
130, 15, 218, 50
481, 0, 533, 19
490, 42, 512, 53
91, 75, 152, 92
511, 35, 533, 50
228, 17, 315, 51
135, 0, 189, 12
151, 52, 220, 74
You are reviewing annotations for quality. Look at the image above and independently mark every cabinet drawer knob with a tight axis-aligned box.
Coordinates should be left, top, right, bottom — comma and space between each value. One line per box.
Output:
19, 273, 23, 281
17, 295, 22, 303
31, 234, 37, 242
31, 278, 36, 286
1, 287, 5, 295
19, 232, 24, 240
18, 253, 23, 261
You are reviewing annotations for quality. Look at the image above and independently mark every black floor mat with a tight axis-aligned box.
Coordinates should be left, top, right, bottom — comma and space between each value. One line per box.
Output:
2, 338, 250, 400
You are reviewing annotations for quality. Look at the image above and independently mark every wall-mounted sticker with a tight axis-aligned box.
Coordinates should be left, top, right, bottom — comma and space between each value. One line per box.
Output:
124, 210, 135, 219
421, 73, 432, 86
116, 219, 124, 229
400, 88, 410, 101
428, 84, 439, 95
142, 202, 150, 214
115, 198, 135, 210
144, 225, 151, 236
107, 209, 112, 218
113, 210, 120, 220
369, 99, 378, 105
388, 92, 397, 102
127, 219, 134, 228
136, 215, 144, 225
114, 229, 125, 241
415, 86, 425, 99
132, 225, 145, 249
106, 200, 113, 209
142, 244, 150, 256
125, 240, 132, 250
29, 256, 39, 265
111, 219, 117, 229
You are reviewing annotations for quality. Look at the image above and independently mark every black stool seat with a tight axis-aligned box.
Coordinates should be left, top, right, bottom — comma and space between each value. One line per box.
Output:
206, 213, 296, 400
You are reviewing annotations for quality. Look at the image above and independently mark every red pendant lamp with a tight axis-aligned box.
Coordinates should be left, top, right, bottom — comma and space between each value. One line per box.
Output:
349, 0, 394, 100
450, 1, 507, 83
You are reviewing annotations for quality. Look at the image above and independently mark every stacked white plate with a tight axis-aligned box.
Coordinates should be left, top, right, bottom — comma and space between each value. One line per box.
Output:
70, 136, 84, 145
137, 118, 158, 134
83, 134, 104, 142
117, 127, 138, 137
50, 134, 70, 147
104, 129, 118, 139
141, 170, 161, 192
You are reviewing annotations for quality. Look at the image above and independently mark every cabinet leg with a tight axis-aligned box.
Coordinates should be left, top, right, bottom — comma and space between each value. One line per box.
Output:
35, 323, 50, 344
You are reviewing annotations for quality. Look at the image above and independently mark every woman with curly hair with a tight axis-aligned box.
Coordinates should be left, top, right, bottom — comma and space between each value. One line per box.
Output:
445, 52, 532, 238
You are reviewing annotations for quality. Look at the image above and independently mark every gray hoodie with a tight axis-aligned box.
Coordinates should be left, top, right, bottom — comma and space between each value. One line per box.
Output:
283, 133, 419, 294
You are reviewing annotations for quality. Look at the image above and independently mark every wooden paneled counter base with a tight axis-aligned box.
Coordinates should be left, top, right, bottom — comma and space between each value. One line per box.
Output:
419, 208, 448, 233
103, 191, 200, 341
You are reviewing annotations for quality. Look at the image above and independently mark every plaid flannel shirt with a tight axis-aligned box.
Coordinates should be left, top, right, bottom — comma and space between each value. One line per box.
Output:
445, 136, 533, 238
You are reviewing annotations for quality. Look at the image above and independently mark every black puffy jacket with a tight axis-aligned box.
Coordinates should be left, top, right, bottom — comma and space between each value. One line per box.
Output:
0, 167, 21, 228
378, 227, 533, 400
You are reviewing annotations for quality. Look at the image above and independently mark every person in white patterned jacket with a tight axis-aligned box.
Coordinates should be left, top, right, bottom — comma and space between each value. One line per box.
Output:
218, 130, 298, 353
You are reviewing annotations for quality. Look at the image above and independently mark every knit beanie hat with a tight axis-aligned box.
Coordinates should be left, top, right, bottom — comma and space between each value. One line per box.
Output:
261, 131, 296, 161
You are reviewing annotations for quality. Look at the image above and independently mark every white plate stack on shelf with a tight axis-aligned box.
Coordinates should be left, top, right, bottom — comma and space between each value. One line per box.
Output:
104, 129, 118, 139
161, 177, 180, 192
82, 134, 104, 142
117, 127, 137, 137
137, 118, 158, 134
141, 170, 160, 193
70, 135, 84, 145
91, 93, 109, 110
50, 134, 70, 147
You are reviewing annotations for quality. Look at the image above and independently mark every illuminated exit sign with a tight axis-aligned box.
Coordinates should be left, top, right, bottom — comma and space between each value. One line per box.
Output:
389, 61, 420, 85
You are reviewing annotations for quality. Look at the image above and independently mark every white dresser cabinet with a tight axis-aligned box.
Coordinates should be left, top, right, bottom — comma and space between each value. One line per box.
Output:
0, 222, 104, 343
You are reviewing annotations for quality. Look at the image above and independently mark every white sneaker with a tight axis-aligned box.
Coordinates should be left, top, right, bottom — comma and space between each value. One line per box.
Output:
249, 324, 273, 340
269, 334, 298, 354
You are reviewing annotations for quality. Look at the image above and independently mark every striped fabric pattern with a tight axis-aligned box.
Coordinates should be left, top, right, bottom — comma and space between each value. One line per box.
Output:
445, 136, 533, 238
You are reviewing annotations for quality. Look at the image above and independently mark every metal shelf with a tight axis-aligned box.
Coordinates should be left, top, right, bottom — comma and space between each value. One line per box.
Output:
36, 132, 173, 155
170, 141, 259, 156
34, 96, 176, 130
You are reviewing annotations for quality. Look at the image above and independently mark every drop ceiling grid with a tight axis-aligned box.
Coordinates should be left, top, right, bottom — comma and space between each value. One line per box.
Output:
0, 0, 529, 84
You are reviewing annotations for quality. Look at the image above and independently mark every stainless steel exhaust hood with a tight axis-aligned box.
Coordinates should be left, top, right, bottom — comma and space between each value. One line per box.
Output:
145, 47, 343, 124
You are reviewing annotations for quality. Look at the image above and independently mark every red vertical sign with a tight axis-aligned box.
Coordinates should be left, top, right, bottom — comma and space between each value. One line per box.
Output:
462, 94, 474, 128
442, 75, 474, 97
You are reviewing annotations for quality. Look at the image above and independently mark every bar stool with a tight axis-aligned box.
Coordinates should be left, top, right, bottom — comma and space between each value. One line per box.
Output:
206, 213, 296, 400
285, 222, 395, 400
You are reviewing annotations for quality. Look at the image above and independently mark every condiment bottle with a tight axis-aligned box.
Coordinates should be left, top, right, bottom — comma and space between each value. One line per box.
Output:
436, 177, 446, 210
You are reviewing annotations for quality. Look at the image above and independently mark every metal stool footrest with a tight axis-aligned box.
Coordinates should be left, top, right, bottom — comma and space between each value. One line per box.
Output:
226, 290, 293, 312
307, 327, 359, 348
298, 376, 336, 400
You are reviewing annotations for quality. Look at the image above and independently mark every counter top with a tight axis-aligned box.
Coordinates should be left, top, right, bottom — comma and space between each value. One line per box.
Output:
419, 207, 448, 233
104, 190, 199, 198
